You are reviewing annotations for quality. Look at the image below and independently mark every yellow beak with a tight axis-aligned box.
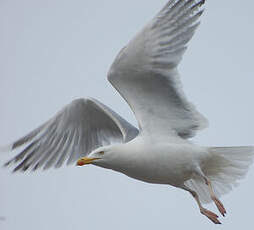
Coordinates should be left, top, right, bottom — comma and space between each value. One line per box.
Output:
76, 157, 100, 166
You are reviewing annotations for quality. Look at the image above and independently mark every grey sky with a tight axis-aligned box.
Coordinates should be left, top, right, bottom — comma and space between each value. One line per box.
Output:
0, 0, 254, 229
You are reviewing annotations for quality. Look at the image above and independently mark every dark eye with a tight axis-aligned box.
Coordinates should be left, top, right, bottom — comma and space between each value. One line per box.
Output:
99, 151, 104, 155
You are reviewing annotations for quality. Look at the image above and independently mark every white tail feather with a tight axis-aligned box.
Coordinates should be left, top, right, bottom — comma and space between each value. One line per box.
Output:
185, 146, 254, 204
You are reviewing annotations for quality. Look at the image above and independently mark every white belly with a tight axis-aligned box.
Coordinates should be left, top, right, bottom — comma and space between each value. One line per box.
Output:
104, 139, 208, 186
119, 152, 196, 186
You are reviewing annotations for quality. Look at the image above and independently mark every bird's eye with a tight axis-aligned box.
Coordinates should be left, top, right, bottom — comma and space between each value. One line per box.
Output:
99, 151, 104, 155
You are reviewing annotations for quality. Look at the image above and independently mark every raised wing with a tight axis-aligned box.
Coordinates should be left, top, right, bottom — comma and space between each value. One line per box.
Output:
108, 0, 208, 139
3, 98, 138, 172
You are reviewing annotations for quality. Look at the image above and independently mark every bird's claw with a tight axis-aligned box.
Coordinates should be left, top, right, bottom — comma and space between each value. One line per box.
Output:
201, 208, 221, 224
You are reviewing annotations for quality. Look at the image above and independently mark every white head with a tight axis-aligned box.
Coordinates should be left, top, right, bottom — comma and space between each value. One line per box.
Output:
76, 144, 123, 169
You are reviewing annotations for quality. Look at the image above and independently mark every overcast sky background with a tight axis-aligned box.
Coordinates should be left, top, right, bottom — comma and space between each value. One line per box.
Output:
0, 0, 254, 229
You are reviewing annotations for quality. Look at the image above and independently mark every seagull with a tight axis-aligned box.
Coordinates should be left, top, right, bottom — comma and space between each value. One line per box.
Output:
1, 0, 253, 224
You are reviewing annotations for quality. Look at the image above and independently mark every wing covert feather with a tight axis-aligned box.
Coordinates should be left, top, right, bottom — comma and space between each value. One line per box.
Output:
108, 0, 208, 138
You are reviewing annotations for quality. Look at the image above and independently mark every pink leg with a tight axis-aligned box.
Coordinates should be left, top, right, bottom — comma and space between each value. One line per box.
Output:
182, 185, 221, 224
204, 177, 227, 217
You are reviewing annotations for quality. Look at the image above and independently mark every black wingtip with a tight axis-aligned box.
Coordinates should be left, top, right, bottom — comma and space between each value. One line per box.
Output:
4, 161, 12, 167
191, 0, 205, 10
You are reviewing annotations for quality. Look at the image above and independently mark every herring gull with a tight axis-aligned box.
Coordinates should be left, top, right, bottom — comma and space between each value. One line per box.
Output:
1, 0, 254, 224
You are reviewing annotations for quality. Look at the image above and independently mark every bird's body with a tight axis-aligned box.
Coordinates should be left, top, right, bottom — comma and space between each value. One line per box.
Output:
95, 137, 206, 186
1, 0, 253, 224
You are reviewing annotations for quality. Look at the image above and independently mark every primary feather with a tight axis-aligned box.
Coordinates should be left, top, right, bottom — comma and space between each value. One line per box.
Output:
3, 98, 138, 171
108, 0, 208, 138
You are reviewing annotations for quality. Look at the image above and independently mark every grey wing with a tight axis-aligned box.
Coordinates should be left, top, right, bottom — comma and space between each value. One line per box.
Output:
108, 0, 208, 139
2, 98, 138, 172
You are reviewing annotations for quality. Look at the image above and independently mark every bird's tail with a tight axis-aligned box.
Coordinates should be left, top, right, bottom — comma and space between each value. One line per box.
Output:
185, 146, 254, 204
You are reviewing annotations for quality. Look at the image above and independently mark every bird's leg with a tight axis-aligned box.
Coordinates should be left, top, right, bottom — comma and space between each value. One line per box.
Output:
194, 167, 227, 217
181, 185, 221, 224
203, 177, 227, 217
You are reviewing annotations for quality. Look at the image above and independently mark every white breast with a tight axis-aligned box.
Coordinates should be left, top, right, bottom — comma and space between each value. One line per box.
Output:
108, 137, 208, 186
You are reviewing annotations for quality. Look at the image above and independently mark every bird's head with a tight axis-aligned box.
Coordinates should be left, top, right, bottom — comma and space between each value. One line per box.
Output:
76, 146, 113, 167
76, 143, 128, 171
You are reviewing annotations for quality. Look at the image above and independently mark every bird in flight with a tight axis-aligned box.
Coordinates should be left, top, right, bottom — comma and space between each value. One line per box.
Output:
1, 0, 253, 224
